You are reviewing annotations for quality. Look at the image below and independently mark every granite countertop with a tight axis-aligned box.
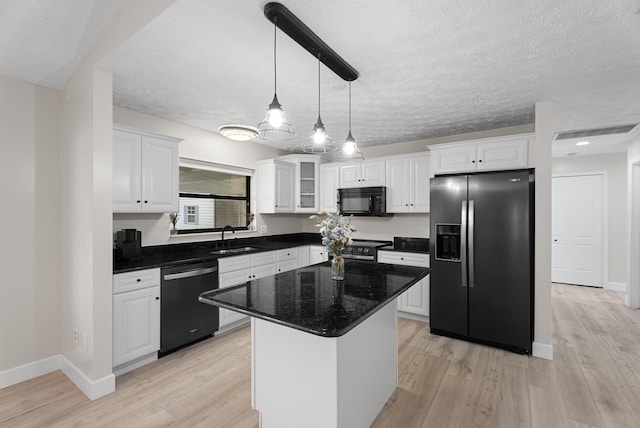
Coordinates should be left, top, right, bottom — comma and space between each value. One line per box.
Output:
379, 237, 430, 254
199, 260, 430, 337
113, 233, 321, 273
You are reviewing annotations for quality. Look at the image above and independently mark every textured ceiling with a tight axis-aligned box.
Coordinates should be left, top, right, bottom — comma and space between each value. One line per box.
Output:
2, 0, 640, 156
0, 0, 127, 88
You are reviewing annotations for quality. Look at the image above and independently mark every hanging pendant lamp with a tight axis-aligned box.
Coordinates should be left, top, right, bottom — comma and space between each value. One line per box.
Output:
303, 56, 336, 153
341, 81, 363, 160
257, 18, 295, 141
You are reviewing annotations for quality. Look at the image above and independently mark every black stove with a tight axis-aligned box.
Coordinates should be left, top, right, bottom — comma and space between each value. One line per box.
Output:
341, 240, 391, 262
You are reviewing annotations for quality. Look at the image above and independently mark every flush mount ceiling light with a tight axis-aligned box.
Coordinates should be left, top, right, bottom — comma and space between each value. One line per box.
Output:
256, 17, 296, 141
218, 125, 258, 141
303, 56, 336, 153
341, 81, 363, 160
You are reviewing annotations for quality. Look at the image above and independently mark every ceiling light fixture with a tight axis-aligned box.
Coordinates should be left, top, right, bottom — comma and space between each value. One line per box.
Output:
303, 56, 336, 153
218, 125, 258, 141
341, 81, 363, 160
263, 3, 358, 82
576, 141, 590, 146
256, 17, 296, 141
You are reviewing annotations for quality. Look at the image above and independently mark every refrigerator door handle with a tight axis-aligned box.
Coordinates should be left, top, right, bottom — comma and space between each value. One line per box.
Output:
461, 201, 467, 287
468, 200, 475, 287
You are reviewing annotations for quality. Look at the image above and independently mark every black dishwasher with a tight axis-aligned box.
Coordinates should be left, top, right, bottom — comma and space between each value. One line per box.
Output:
160, 260, 219, 355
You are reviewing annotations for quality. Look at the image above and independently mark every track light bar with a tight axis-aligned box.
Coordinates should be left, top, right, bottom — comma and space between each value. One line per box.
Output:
263, 2, 359, 82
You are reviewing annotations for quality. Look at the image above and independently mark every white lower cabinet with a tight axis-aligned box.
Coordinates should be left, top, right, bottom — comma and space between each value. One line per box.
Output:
276, 247, 299, 273
112, 268, 161, 373
377, 250, 430, 318
218, 252, 279, 330
309, 245, 329, 265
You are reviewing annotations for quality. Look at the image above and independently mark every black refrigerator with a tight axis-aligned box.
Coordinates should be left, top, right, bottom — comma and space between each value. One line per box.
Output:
429, 169, 534, 354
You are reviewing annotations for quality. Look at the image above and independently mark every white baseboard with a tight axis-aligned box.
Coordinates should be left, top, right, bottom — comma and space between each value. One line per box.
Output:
0, 354, 63, 389
0, 354, 114, 401
397, 312, 429, 323
605, 282, 627, 292
113, 352, 157, 377
60, 356, 115, 401
532, 342, 553, 360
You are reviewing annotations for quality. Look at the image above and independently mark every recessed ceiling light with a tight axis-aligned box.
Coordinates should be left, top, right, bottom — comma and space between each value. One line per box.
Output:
218, 125, 258, 141
575, 141, 590, 146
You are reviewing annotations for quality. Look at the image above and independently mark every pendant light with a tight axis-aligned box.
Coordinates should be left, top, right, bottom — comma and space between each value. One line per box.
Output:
257, 18, 296, 141
303, 56, 336, 153
341, 81, 363, 160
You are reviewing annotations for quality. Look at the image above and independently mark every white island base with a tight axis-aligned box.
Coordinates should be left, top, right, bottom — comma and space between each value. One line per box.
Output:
251, 303, 398, 428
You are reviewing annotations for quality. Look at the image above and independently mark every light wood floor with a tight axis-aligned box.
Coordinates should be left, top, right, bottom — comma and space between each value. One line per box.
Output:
2, 283, 640, 427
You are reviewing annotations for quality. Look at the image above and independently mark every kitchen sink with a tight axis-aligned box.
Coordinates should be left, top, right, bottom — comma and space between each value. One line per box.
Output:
209, 246, 262, 255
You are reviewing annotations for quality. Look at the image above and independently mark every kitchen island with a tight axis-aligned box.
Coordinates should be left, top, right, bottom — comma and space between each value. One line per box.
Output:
199, 260, 429, 428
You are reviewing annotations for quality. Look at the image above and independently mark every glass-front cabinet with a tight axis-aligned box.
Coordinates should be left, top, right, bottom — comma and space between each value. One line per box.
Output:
279, 154, 323, 213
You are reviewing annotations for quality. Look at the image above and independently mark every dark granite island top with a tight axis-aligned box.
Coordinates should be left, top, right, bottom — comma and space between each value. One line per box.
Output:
199, 260, 430, 338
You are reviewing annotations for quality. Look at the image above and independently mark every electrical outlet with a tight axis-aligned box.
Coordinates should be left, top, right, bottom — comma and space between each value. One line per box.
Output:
261, 226, 268, 234
73, 328, 78, 343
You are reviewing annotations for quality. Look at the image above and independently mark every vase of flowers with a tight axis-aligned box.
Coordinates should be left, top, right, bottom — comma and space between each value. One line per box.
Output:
310, 212, 356, 280
169, 212, 179, 235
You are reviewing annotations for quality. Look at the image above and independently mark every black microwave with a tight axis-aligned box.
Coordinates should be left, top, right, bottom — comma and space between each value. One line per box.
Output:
337, 186, 390, 216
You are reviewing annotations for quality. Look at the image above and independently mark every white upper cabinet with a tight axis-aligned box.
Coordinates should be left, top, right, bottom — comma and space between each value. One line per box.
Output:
113, 126, 181, 213
319, 163, 340, 213
257, 159, 295, 213
339, 159, 386, 188
428, 134, 534, 176
279, 154, 323, 213
385, 153, 430, 213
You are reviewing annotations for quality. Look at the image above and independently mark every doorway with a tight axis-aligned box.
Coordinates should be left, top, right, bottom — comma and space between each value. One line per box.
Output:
552, 173, 606, 287
629, 160, 640, 308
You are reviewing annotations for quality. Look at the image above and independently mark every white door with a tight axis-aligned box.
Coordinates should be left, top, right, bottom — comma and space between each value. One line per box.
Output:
552, 174, 604, 287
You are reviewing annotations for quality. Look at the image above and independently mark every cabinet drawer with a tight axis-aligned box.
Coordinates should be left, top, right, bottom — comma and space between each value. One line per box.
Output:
276, 247, 299, 261
219, 270, 250, 288
277, 259, 298, 273
377, 251, 429, 268
218, 255, 251, 273
113, 268, 160, 294
251, 251, 278, 267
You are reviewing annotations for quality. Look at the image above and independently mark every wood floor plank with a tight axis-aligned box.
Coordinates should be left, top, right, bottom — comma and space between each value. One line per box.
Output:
2, 283, 640, 427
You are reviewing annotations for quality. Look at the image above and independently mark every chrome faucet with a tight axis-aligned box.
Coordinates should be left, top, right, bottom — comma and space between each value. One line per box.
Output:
221, 225, 235, 246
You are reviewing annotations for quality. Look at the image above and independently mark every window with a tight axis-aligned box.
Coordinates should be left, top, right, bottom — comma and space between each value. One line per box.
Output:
175, 159, 252, 234
184, 205, 199, 225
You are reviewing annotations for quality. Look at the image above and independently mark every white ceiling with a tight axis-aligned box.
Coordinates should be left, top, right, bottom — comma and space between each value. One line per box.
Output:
2, 0, 640, 157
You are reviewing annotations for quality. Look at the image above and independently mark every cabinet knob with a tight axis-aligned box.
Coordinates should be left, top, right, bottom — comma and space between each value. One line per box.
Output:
472, 160, 476, 163
144, 200, 148, 203
405, 204, 409, 207
155, 297, 160, 300
410, 204, 414, 206
136, 200, 141, 203
136, 279, 141, 282
478, 159, 483, 163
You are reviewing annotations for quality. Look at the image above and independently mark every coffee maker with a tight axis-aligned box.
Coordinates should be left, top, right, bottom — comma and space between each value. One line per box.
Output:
116, 229, 142, 261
